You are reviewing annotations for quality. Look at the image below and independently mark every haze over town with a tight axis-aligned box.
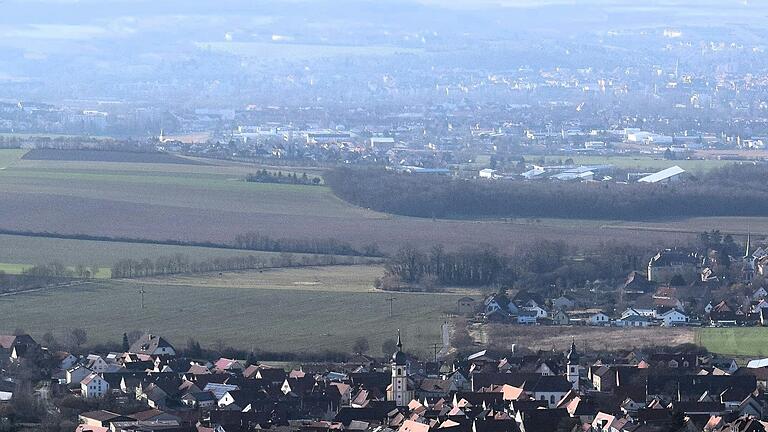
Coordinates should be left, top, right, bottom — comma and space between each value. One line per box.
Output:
4, 2, 768, 432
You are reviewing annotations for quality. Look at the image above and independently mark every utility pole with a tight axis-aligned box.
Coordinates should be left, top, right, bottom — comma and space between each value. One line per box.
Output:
386, 297, 396, 318
139, 287, 146, 310
432, 343, 440, 362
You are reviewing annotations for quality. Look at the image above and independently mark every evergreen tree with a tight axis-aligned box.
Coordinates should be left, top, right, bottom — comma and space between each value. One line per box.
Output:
122, 333, 130, 352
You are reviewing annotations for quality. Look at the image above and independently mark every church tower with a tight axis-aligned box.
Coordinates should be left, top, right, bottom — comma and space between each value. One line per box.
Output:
566, 338, 579, 390
387, 330, 413, 406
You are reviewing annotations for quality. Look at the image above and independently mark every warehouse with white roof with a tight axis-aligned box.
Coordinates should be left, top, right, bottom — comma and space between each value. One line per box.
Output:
637, 165, 688, 184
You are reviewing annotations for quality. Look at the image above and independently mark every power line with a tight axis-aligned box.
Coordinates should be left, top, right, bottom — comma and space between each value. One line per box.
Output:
386, 297, 396, 318
139, 287, 146, 310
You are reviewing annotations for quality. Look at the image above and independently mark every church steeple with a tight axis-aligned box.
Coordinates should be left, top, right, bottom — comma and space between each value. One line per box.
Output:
392, 329, 407, 365
388, 330, 413, 406
746, 230, 752, 259
566, 338, 579, 390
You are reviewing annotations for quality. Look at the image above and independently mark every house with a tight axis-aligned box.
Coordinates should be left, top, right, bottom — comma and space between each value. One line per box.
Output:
478, 168, 499, 179
704, 301, 714, 314
523, 305, 548, 319
615, 315, 651, 327
621, 307, 656, 319
457, 297, 476, 315
0, 334, 38, 364
85, 355, 110, 373
660, 309, 689, 326
517, 310, 538, 325
81, 373, 110, 398
128, 334, 176, 357
0, 379, 13, 401
551, 295, 575, 310
181, 391, 217, 409
647, 249, 701, 284
213, 358, 244, 374
710, 358, 739, 374
551, 310, 570, 326
483, 294, 517, 315
78, 410, 133, 427
588, 312, 610, 326
527, 376, 573, 408
753, 287, 768, 300
67, 365, 93, 384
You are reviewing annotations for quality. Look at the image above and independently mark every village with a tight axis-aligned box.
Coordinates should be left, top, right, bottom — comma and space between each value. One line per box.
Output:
467, 235, 768, 331
3, 324, 768, 432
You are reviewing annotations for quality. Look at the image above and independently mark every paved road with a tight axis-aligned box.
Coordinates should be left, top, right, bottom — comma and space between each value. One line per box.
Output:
35, 382, 58, 416
0, 280, 94, 297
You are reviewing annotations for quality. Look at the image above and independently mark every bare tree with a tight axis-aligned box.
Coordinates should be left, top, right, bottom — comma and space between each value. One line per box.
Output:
67, 328, 88, 350
352, 337, 370, 354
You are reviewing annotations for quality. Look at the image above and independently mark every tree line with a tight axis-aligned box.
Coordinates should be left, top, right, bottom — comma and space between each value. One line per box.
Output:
233, 232, 382, 257
380, 241, 654, 293
110, 252, 369, 279
325, 164, 768, 220
246, 169, 322, 185
0, 136, 155, 152
0, 262, 96, 295
0, 228, 383, 258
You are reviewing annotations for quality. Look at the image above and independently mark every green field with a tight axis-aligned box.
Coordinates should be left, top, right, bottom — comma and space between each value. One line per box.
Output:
0, 265, 457, 357
0, 233, 375, 279
698, 328, 768, 357
0, 149, 27, 169
524, 155, 734, 174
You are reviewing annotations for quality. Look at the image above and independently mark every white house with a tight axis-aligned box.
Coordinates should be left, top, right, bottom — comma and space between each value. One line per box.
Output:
621, 308, 656, 319
523, 305, 548, 319
517, 311, 538, 325
85, 355, 109, 374
81, 373, 109, 398
589, 312, 610, 326
479, 168, 500, 179
660, 309, 689, 326
55, 352, 78, 370
616, 315, 651, 327
66, 365, 92, 385
129, 334, 176, 357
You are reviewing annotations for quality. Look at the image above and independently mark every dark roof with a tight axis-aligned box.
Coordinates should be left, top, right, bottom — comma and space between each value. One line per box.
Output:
128, 334, 174, 355
334, 402, 397, 426
518, 408, 574, 432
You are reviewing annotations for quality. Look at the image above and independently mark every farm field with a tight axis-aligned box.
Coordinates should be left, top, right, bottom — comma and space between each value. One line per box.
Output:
523, 155, 734, 174
21, 148, 206, 164
0, 266, 458, 357
0, 149, 27, 168
697, 328, 768, 357
0, 148, 764, 256
139, 264, 386, 292
0, 233, 372, 277
0, 151, 696, 253
489, 324, 696, 353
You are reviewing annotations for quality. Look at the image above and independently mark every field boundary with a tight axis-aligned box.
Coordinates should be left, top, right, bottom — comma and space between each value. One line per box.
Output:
0, 279, 95, 298
0, 228, 383, 258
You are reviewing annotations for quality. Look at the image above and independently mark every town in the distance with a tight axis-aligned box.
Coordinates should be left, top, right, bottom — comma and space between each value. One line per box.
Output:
7, 1, 768, 432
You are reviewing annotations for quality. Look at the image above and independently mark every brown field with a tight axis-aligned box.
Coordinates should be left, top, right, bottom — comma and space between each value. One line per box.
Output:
22, 149, 206, 164
0, 151, 762, 255
488, 324, 696, 352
